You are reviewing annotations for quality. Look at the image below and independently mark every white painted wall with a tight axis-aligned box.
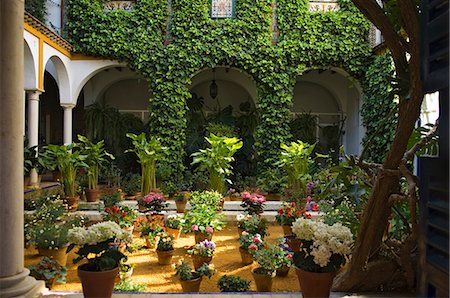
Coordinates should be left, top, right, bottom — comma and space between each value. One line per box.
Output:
23, 32, 39, 90
43, 43, 71, 101
45, 0, 62, 34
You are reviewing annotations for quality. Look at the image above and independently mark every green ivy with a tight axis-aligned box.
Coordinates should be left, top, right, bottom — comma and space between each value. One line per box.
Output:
25, 0, 47, 22
361, 53, 397, 163
67, 0, 374, 177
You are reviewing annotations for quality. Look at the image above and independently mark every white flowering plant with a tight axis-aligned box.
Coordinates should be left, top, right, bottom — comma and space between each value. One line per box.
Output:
165, 214, 184, 229
291, 218, 353, 273
67, 221, 132, 272
156, 232, 174, 251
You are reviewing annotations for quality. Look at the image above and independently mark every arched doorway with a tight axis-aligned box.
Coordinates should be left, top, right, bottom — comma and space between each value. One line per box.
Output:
292, 69, 362, 156
188, 67, 258, 178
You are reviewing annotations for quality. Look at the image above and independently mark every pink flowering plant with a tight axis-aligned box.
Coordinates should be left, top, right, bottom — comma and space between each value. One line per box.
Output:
138, 191, 168, 213
240, 191, 266, 215
182, 206, 225, 234
188, 240, 216, 257
236, 213, 268, 238
239, 232, 264, 251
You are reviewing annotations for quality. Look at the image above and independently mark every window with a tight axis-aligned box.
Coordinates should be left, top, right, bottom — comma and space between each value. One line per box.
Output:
211, 0, 235, 19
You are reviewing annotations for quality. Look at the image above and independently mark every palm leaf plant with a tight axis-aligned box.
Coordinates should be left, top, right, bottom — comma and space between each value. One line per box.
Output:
191, 133, 243, 194
78, 135, 115, 190
125, 133, 165, 195
40, 143, 87, 197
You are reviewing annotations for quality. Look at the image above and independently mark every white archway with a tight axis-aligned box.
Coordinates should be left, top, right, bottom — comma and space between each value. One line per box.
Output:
23, 39, 37, 90
294, 68, 363, 155
44, 55, 71, 103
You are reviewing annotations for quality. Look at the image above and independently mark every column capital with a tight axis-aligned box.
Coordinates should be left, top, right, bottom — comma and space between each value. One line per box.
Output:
61, 103, 76, 110
25, 89, 43, 100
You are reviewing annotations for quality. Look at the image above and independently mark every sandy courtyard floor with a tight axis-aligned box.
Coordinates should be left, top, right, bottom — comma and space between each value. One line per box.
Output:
25, 225, 301, 293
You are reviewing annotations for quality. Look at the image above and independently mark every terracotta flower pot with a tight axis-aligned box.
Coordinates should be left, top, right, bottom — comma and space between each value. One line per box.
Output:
175, 200, 187, 213
295, 267, 336, 298
147, 214, 165, 226
192, 255, 213, 270
239, 247, 253, 265
276, 265, 291, 277
282, 225, 293, 235
286, 234, 301, 252
180, 276, 202, 292
37, 246, 68, 266
166, 227, 181, 239
64, 196, 79, 211
85, 188, 101, 202
251, 267, 275, 292
78, 266, 119, 298
156, 249, 174, 265
194, 231, 212, 244
145, 237, 157, 249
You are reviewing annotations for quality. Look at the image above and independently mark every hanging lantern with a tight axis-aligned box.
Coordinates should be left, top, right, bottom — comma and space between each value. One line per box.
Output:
210, 80, 218, 99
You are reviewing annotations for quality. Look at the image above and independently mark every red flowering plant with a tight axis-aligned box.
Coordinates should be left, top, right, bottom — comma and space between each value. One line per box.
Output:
137, 191, 168, 214
276, 201, 315, 226
104, 205, 137, 228
240, 191, 266, 215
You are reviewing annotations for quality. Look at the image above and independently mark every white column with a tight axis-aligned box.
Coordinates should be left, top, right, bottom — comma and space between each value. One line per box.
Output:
0, 0, 45, 296
27, 90, 41, 187
62, 104, 74, 145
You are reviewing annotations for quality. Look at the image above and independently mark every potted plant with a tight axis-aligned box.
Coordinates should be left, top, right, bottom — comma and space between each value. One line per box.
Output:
100, 163, 123, 197
174, 192, 189, 213
165, 214, 184, 239
236, 213, 268, 238
191, 133, 243, 194
23, 139, 34, 188
251, 244, 280, 292
238, 232, 264, 265
67, 221, 132, 298
189, 190, 223, 211
137, 190, 168, 215
118, 260, 135, 283
78, 135, 115, 202
240, 191, 266, 215
277, 140, 316, 198
28, 257, 67, 289
182, 206, 225, 243
156, 232, 174, 265
188, 239, 216, 270
104, 205, 137, 233
291, 218, 353, 297
275, 201, 303, 235
27, 198, 85, 266
122, 173, 142, 198
138, 222, 164, 249
174, 259, 215, 292
40, 143, 87, 209
126, 133, 165, 195
217, 275, 251, 292
273, 241, 293, 277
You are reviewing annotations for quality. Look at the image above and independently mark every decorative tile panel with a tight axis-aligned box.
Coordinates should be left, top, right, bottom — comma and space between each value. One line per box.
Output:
211, 0, 235, 18
104, 1, 135, 12
309, 0, 339, 12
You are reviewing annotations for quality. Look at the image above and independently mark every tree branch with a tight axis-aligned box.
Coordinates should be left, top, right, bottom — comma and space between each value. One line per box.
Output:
402, 120, 439, 162
352, 0, 409, 77
389, 193, 407, 205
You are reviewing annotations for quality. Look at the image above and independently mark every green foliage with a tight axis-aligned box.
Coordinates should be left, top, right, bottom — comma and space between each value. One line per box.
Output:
217, 275, 251, 292
174, 260, 214, 281
113, 280, 146, 292
361, 53, 397, 163
191, 134, 243, 193
78, 135, 115, 189
126, 133, 165, 194
122, 173, 142, 195
188, 190, 223, 210
277, 140, 316, 194
407, 123, 439, 157
25, 0, 47, 22
68, 0, 373, 176
28, 257, 67, 285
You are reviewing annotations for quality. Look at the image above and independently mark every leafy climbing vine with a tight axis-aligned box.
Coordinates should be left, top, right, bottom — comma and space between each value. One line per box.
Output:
67, 0, 376, 178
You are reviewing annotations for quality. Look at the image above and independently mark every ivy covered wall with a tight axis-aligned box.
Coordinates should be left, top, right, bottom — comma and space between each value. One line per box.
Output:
67, 0, 374, 178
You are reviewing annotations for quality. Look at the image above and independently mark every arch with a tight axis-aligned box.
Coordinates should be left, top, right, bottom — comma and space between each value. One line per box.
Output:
44, 55, 71, 103
294, 68, 363, 155
190, 66, 258, 102
23, 39, 37, 90
70, 60, 126, 105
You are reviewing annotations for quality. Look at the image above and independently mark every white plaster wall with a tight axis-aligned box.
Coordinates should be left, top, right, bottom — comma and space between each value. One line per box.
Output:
102, 79, 152, 110
190, 80, 253, 113
45, 0, 62, 33
83, 68, 149, 106
190, 67, 257, 102
43, 43, 71, 101
23, 31, 39, 90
